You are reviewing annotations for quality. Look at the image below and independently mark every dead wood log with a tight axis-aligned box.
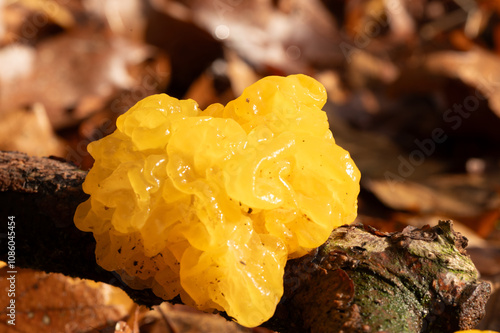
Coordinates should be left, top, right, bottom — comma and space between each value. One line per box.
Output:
0, 151, 491, 332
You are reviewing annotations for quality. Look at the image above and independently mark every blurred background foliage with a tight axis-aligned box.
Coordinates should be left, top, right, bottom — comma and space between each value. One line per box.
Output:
0, 0, 499, 331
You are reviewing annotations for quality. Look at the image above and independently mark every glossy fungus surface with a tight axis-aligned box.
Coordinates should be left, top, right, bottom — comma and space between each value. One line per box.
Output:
74, 74, 360, 327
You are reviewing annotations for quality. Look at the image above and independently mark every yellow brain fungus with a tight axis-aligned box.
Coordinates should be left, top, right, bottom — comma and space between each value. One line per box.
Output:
74, 74, 360, 327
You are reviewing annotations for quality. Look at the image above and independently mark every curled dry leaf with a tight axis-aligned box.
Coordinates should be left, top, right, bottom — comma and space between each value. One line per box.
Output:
366, 179, 483, 216
425, 48, 500, 118
0, 267, 134, 333
366, 173, 500, 238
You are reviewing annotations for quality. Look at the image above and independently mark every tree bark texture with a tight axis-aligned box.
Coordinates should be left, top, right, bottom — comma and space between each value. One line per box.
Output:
0, 151, 492, 332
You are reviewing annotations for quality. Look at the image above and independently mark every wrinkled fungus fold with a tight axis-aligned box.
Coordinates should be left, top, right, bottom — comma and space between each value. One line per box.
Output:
74, 74, 360, 327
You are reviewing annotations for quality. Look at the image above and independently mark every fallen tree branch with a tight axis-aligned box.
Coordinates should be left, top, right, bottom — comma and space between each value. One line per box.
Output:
0, 151, 491, 332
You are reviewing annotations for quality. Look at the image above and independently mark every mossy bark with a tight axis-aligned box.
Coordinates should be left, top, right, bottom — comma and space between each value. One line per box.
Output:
269, 222, 491, 332
0, 151, 491, 332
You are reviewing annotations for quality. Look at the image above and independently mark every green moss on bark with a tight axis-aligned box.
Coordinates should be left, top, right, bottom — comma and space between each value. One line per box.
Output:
271, 221, 491, 333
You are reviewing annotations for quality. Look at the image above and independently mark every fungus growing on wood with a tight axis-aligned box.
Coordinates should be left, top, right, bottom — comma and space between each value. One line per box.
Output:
74, 74, 360, 327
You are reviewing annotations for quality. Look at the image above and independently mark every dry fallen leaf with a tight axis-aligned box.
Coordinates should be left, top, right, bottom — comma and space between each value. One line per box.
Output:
0, 267, 134, 333
0, 28, 152, 129
367, 173, 500, 214
366, 172, 500, 239
426, 47, 500, 118
366, 179, 480, 216
0, 103, 65, 157
142, 303, 256, 333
